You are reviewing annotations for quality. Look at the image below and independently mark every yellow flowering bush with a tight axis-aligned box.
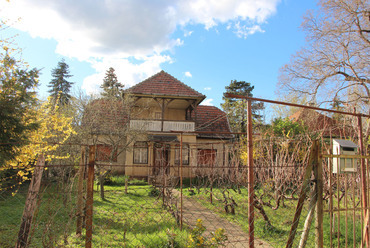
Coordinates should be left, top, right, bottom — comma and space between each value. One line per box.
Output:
186, 219, 227, 248
0, 97, 75, 192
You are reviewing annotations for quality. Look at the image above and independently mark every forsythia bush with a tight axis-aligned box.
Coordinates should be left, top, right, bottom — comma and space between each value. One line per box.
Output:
1, 97, 75, 191
187, 219, 227, 248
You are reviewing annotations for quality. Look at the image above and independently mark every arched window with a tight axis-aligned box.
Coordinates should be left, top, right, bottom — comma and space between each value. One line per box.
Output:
133, 142, 148, 164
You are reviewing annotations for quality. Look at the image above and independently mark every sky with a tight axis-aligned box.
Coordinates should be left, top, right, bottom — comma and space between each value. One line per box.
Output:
0, 0, 318, 113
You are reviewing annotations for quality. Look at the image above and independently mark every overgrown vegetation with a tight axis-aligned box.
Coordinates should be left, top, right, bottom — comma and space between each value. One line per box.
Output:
0, 177, 192, 248
181, 183, 362, 247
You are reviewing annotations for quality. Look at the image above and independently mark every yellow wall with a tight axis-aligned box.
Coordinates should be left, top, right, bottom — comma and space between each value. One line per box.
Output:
132, 98, 187, 121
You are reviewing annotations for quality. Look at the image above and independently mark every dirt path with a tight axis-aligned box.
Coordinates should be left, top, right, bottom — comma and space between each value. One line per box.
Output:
172, 190, 272, 248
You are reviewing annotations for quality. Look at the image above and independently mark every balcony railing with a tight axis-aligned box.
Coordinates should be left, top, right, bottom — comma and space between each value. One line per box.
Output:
130, 120, 195, 132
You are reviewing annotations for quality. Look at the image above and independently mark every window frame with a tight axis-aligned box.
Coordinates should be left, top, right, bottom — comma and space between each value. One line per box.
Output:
133, 141, 148, 164
174, 143, 190, 165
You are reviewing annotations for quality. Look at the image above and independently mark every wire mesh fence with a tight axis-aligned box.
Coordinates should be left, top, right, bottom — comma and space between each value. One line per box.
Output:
1, 131, 369, 247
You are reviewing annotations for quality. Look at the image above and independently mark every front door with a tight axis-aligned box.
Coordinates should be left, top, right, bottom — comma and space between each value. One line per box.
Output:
153, 143, 170, 176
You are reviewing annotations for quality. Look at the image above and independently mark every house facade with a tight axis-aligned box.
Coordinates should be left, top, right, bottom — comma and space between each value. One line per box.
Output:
92, 71, 233, 179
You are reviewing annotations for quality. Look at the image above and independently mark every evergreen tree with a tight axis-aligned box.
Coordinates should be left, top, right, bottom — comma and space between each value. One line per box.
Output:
221, 80, 264, 133
101, 67, 124, 98
0, 51, 39, 166
48, 59, 74, 108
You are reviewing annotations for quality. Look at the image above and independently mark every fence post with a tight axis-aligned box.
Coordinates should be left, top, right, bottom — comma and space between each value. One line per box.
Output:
358, 115, 369, 247
286, 141, 317, 248
76, 146, 86, 236
296, 140, 322, 248
315, 142, 323, 248
85, 145, 95, 248
180, 133, 183, 230
247, 100, 254, 248
16, 154, 45, 248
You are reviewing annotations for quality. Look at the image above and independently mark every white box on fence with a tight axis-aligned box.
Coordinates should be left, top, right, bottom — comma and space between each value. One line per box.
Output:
332, 139, 358, 174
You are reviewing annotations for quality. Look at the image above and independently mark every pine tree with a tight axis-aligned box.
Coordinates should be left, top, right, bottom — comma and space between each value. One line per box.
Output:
0, 51, 39, 165
221, 80, 264, 133
48, 59, 74, 108
101, 67, 124, 98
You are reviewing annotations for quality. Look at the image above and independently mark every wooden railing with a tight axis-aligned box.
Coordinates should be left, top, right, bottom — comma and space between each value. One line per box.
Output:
130, 120, 195, 132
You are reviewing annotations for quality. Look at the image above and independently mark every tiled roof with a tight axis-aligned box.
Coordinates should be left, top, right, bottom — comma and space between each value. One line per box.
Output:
126, 70, 205, 98
194, 105, 232, 138
289, 109, 355, 137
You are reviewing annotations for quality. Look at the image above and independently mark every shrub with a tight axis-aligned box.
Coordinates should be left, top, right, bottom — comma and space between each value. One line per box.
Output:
186, 219, 227, 248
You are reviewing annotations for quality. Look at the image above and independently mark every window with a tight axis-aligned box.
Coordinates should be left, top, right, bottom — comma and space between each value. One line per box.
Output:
134, 141, 148, 164
96, 144, 117, 162
175, 144, 189, 165
197, 149, 217, 166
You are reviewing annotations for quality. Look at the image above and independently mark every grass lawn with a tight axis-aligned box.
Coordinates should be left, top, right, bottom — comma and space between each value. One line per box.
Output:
0, 178, 189, 248
1, 176, 362, 247
181, 185, 362, 247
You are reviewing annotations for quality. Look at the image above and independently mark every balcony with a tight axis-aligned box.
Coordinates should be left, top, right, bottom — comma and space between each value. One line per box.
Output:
130, 120, 195, 132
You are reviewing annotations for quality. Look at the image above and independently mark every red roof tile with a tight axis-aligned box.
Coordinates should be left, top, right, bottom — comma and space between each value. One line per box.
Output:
194, 106, 232, 138
289, 109, 355, 137
127, 71, 205, 98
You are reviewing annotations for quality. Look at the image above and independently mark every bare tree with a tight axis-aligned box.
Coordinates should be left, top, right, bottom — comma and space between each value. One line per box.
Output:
278, 0, 370, 112
82, 94, 146, 199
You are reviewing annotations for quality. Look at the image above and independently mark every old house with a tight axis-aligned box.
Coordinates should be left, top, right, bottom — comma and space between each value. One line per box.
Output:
89, 71, 233, 179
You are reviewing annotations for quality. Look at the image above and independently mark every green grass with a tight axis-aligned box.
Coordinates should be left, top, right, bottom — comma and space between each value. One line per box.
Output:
1, 176, 363, 247
0, 189, 28, 248
0, 177, 189, 248
181, 185, 362, 247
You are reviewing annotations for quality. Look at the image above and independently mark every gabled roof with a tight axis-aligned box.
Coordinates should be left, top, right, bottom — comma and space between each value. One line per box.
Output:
333, 139, 358, 148
289, 109, 355, 137
126, 70, 206, 99
194, 105, 232, 138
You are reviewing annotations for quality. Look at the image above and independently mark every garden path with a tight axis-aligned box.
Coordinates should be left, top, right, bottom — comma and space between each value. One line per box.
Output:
171, 189, 272, 248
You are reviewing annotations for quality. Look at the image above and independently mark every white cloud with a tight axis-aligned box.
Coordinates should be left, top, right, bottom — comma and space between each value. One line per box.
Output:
1, 0, 279, 57
185, 71, 192, 78
82, 54, 172, 95
184, 30, 194, 37
0, 0, 280, 91
201, 98, 214, 106
234, 23, 265, 39
204, 87, 212, 91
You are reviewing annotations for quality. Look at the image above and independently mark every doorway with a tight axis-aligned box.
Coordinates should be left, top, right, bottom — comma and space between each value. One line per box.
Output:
153, 143, 170, 176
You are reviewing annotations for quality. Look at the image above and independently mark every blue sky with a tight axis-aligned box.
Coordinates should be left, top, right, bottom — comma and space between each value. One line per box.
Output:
1, 0, 317, 111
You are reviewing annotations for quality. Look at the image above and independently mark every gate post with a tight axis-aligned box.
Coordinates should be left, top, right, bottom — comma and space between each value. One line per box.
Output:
247, 100, 255, 248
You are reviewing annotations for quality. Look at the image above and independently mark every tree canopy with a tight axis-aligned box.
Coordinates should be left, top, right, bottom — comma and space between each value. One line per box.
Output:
48, 59, 74, 108
221, 80, 264, 133
7, 97, 75, 181
0, 50, 39, 166
278, 0, 370, 112
101, 67, 124, 98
